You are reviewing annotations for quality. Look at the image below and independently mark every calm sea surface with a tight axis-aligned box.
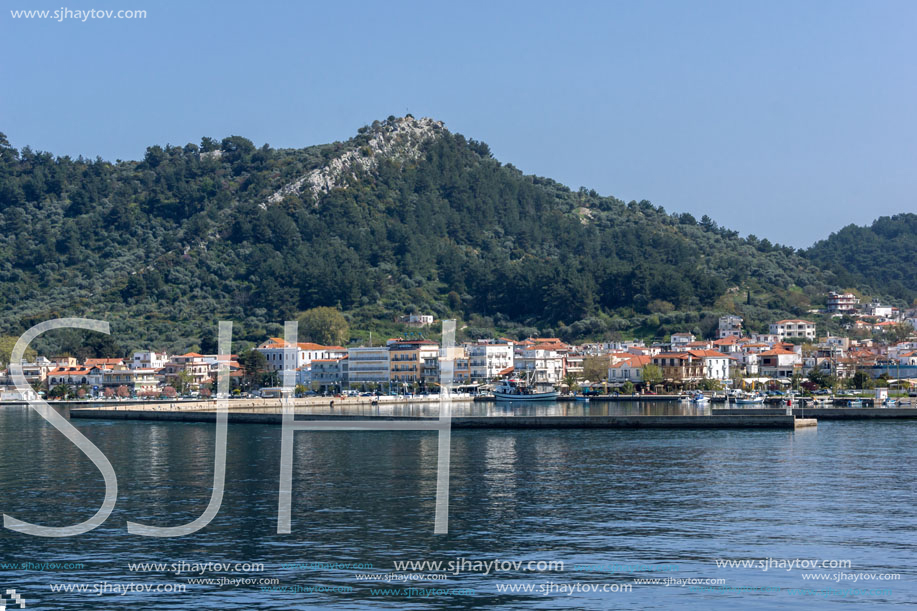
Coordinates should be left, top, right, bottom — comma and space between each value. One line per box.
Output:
0, 403, 914, 609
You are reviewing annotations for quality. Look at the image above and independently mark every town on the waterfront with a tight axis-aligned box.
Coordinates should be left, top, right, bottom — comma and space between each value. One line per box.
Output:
3, 291, 915, 404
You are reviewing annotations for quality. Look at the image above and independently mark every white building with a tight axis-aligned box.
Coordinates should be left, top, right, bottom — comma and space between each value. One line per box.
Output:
47, 366, 100, 388
738, 351, 760, 375
758, 347, 802, 378
670, 333, 696, 348
347, 346, 391, 389
514, 345, 564, 384
102, 368, 159, 394
399, 313, 435, 327
827, 291, 859, 313
607, 354, 651, 385
718, 315, 743, 339
311, 357, 349, 392
465, 340, 514, 382
690, 350, 733, 381
864, 300, 898, 320
769, 320, 816, 341
257, 338, 346, 373
131, 350, 169, 370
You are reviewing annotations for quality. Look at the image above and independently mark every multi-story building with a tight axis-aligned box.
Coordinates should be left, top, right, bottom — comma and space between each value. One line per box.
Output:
651, 353, 704, 386
256, 338, 346, 373
827, 291, 859, 313
19, 357, 54, 386
163, 353, 212, 389
670, 333, 696, 349
712, 335, 744, 354
465, 340, 514, 382
46, 366, 100, 388
398, 314, 434, 327
452, 347, 473, 384
864, 300, 898, 320
102, 368, 159, 395
689, 349, 733, 381
84, 358, 126, 369
348, 346, 391, 389
387, 339, 439, 387
515, 344, 564, 384
564, 354, 585, 379
738, 351, 760, 375
311, 357, 349, 392
131, 350, 169, 370
758, 347, 802, 378
718, 315, 744, 339
607, 354, 651, 385
769, 320, 816, 341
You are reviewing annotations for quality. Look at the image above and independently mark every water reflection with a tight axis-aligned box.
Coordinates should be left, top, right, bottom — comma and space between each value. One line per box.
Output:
0, 406, 914, 610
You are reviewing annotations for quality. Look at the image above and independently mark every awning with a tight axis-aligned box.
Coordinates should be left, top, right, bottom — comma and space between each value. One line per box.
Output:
497, 366, 514, 376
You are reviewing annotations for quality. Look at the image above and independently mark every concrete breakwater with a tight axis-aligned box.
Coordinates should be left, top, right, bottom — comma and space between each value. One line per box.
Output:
714, 407, 917, 420
37, 395, 475, 411
67, 408, 815, 429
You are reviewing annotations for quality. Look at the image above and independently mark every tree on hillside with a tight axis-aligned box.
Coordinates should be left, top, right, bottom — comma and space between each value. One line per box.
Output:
298, 307, 349, 346
0, 336, 36, 368
199, 327, 219, 355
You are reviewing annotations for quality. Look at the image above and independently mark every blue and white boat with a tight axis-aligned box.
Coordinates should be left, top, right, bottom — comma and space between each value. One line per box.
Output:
735, 391, 765, 405
493, 378, 558, 402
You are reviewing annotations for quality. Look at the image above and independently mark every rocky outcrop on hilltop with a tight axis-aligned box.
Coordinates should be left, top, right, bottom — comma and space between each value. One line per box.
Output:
265, 116, 445, 205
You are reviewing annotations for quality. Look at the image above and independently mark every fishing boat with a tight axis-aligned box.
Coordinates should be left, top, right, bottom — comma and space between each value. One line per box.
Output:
735, 391, 765, 405
493, 376, 558, 401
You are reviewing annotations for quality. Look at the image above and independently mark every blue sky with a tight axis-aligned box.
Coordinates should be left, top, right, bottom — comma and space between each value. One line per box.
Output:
2, 0, 914, 247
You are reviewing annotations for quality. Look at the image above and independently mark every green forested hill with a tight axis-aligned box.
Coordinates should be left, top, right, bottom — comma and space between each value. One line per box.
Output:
0, 117, 910, 353
802, 214, 917, 303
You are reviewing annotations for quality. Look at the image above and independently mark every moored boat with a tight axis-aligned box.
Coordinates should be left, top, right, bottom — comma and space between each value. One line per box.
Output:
493, 378, 558, 401
735, 391, 765, 405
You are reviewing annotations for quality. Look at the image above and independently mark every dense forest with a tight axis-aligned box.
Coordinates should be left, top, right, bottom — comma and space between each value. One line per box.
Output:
0, 117, 912, 355
803, 214, 917, 302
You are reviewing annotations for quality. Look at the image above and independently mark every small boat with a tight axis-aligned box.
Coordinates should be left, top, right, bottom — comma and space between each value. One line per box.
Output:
493, 378, 558, 401
735, 392, 765, 405
847, 399, 863, 407
883, 399, 896, 407
690, 392, 709, 404
573, 395, 590, 402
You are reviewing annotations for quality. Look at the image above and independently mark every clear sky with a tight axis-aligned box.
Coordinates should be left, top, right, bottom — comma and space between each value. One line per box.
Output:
2, 0, 914, 247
